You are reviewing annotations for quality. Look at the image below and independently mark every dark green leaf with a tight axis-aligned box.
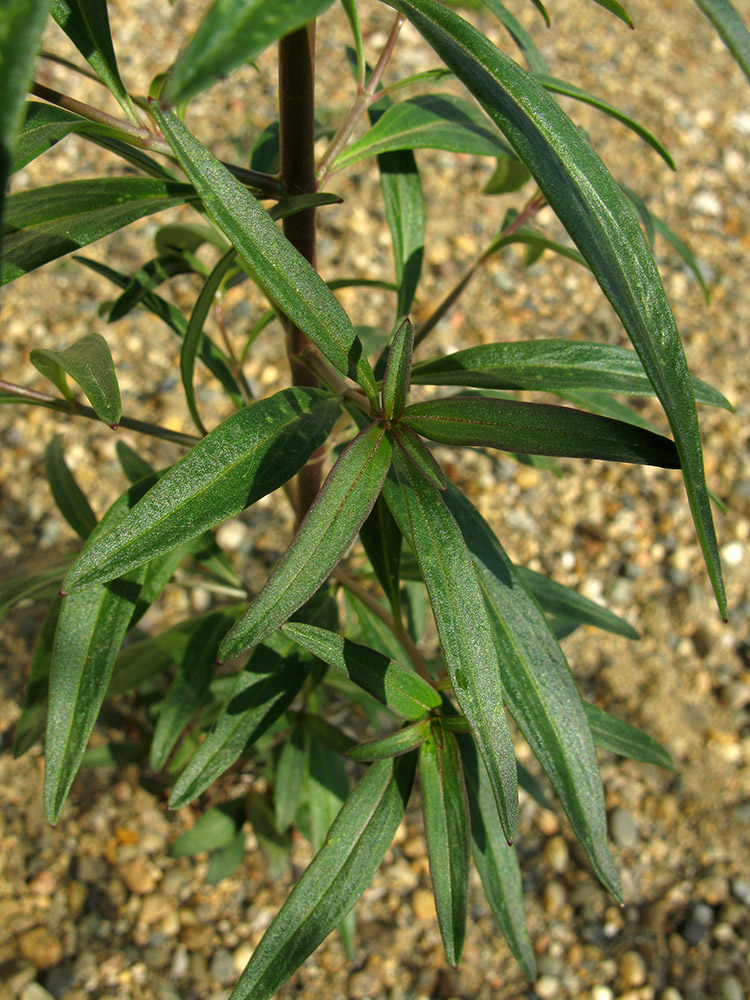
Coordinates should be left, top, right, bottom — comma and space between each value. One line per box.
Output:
12, 102, 120, 174
307, 736, 350, 851
44, 435, 97, 540
651, 212, 711, 305
335, 93, 515, 170
63, 388, 339, 592
381, 318, 414, 421
2, 178, 195, 286
219, 424, 392, 662
347, 719, 430, 761
282, 623, 440, 720
245, 789, 291, 880
230, 754, 416, 1000
163, 0, 337, 105
151, 104, 378, 403
109, 255, 197, 323
115, 440, 155, 484
385, 0, 726, 617
376, 138, 424, 317
587, 0, 633, 27
300, 714, 356, 755
391, 426, 447, 490
169, 797, 246, 857
0, 565, 69, 622
275, 719, 306, 831
481, 0, 549, 73
556, 388, 660, 433
484, 223, 587, 267
693, 0, 750, 81
483, 155, 531, 194
155, 222, 228, 256
206, 828, 246, 884
419, 726, 470, 966
402, 395, 680, 467
13, 599, 62, 758
584, 701, 674, 770
359, 494, 403, 620
31, 333, 121, 426
391, 454, 518, 841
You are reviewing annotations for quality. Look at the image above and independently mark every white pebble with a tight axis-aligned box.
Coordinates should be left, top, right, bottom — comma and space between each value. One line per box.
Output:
216, 519, 249, 551
690, 190, 724, 218
591, 987, 615, 1000
720, 541, 744, 566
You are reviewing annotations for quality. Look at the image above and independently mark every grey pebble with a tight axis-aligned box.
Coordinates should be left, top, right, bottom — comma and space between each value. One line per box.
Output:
170, 945, 190, 980
209, 947, 236, 986
609, 808, 638, 848
75, 855, 108, 883
43, 965, 75, 998
731, 877, 750, 907
718, 974, 744, 1000
19, 986, 55, 1000
680, 902, 714, 945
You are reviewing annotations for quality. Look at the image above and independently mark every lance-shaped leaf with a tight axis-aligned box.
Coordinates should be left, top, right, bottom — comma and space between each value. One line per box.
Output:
275, 718, 307, 831
307, 736, 350, 852
402, 395, 680, 467
694, 0, 750, 80
443, 485, 621, 900
348, 719, 431, 761
163, 0, 337, 105
381, 318, 414, 421
587, 0, 633, 26
358, 495, 403, 621
13, 599, 62, 759
151, 104, 377, 403
378, 146, 424, 319
244, 790, 291, 881
481, 0, 548, 73
536, 75, 673, 169
115, 440, 155, 485
230, 753, 416, 1000
219, 424, 393, 662
12, 103, 123, 174
51, 0, 139, 121
283, 622, 440, 720
0, 565, 69, 622
514, 565, 639, 641
63, 387, 339, 593
392, 452, 518, 841
44, 482, 155, 823
1, 178, 195, 286
32, 333, 121, 427
457, 731, 536, 980
150, 611, 236, 769
109, 255, 199, 323
384, 0, 725, 618
411, 340, 732, 410
584, 702, 674, 770
44, 435, 97, 540
392, 425, 448, 490
0, 0, 48, 236
335, 93, 515, 171
419, 725, 471, 967
170, 797, 246, 857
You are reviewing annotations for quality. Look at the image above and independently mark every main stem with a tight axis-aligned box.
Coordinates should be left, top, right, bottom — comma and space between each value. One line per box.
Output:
278, 24, 324, 520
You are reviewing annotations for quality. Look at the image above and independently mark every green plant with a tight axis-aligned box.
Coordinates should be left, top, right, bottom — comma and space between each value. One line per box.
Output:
0, 0, 744, 995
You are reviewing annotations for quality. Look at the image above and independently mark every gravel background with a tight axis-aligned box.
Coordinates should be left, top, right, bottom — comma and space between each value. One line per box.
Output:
1, 2, 748, 999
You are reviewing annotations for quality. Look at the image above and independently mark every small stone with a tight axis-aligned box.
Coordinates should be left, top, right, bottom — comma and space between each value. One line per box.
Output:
590, 987, 614, 1000
412, 888, 437, 921
609, 808, 638, 849
543, 835, 569, 874
720, 541, 744, 566
535, 974, 560, 999
20, 985, 55, 1000
209, 948, 235, 986
543, 881, 567, 916
730, 877, 750, 906
44, 964, 75, 997
691, 190, 724, 217
170, 946, 189, 980
660, 988, 684, 1000
718, 974, 744, 1000
139, 894, 174, 927
680, 902, 714, 945
618, 951, 647, 988
120, 856, 161, 895
18, 928, 63, 970
28, 870, 57, 896
76, 855, 108, 883
232, 943, 254, 975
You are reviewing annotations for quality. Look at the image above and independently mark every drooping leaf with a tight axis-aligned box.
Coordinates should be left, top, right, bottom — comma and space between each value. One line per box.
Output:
358, 494, 403, 621
390, 454, 518, 841
347, 719, 431, 761
586, 0, 633, 27
282, 622, 440, 720
401, 395, 680, 467
384, 0, 726, 617
11, 102, 120, 174
419, 725, 471, 966
230, 754, 416, 1000
31, 332, 121, 426
151, 103, 378, 403
335, 93, 515, 170
169, 797, 246, 857
50, 0, 139, 120
584, 701, 674, 770
1, 178, 195, 286
163, 0, 337, 105
651, 212, 712, 305
376, 140, 425, 318
62, 387, 339, 592
13, 599, 62, 758
219, 424, 392, 662
381, 318, 414, 421
411, 340, 732, 410
44, 435, 97, 540
693, 0, 750, 80
484, 222, 587, 267
481, 0, 548, 73
306, 736, 350, 851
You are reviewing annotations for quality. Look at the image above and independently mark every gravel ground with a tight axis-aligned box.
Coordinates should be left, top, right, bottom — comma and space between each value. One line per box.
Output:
1, 2, 749, 999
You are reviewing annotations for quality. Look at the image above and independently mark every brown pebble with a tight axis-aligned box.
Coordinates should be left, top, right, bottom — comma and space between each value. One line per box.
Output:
119, 856, 160, 895
138, 893, 174, 927
412, 888, 437, 921
18, 927, 63, 970
28, 870, 56, 896
67, 880, 87, 919
619, 950, 647, 988
544, 835, 569, 874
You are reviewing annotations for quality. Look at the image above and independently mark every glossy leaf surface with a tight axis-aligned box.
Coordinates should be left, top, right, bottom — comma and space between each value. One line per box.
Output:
31, 333, 122, 426
219, 424, 392, 662
392, 426, 447, 490
348, 719, 430, 760
63, 388, 339, 592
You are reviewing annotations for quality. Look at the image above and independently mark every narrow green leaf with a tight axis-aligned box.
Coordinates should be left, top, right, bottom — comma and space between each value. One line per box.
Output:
12, 102, 120, 174
556, 388, 660, 432
381, 318, 414, 421
483, 154, 530, 194
457, 731, 536, 980
485, 223, 587, 267
335, 93, 515, 170
206, 828, 246, 884
300, 714, 356, 755
587, 0, 633, 27
230, 754, 416, 1000
275, 719, 306, 831
411, 340, 732, 409
50, 0, 138, 120
2, 178, 195, 286
109, 254, 197, 323
343, 589, 418, 666
150, 611, 231, 769
245, 789, 291, 881
163, 0, 337, 105
82, 132, 179, 180
514, 565, 640, 640
155, 222, 228, 256
13, 599, 61, 758
481, 0, 549, 73
31, 333, 121, 426
402, 395, 680, 467
443, 485, 621, 900
651, 213, 711, 305
358, 494, 403, 620
0, 565, 69, 622
282, 623, 439, 720
307, 737, 350, 851
219, 424, 393, 662
169, 797, 245, 857
392, 426, 447, 490
385, 0, 726, 618
584, 702, 674, 770
342, 0, 367, 87
693, 0, 750, 81
44, 435, 97, 540
115, 440, 155, 484
151, 103, 378, 402
419, 726, 471, 966
348, 719, 430, 760
392, 453, 518, 841
525, 0, 549, 26
63, 387, 339, 592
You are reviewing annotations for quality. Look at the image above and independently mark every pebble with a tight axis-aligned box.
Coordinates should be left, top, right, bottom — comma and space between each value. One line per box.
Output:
659, 990, 684, 1000
730, 877, 750, 907
543, 835, 569, 874
691, 190, 724, 217
618, 951, 647, 988
609, 808, 638, 848
19, 986, 55, 1000
232, 942, 254, 975
17, 927, 63, 970
679, 902, 714, 945
718, 975, 745, 1000
169, 946, 189, 980
412, 888, 437, 921
535, 974, 560, 999
209, 947, 236, 986
590, 988, 614, 1000
119, 856, 161, 895
543, 880, 567, 916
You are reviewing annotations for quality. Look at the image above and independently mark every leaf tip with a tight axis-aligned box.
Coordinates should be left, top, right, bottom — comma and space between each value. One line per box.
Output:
109, 422, 119, 431
58, 588, 68, 598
